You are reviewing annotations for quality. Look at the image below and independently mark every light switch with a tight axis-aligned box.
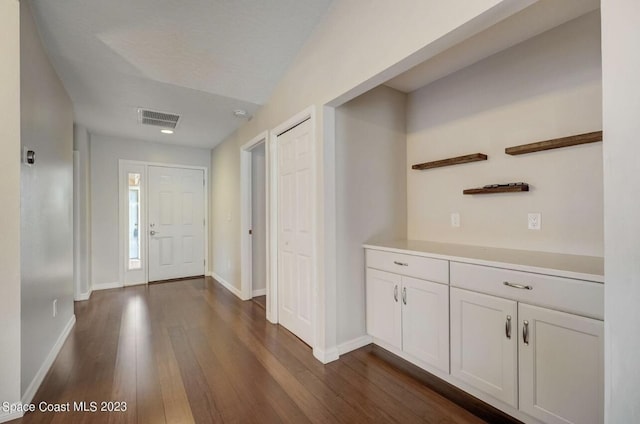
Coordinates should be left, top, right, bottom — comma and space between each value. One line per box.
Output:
451, 212, 460, 228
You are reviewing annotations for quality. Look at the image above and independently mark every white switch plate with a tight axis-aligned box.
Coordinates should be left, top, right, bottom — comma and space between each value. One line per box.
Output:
451, 212, 460, 228
528, 213, 541, 230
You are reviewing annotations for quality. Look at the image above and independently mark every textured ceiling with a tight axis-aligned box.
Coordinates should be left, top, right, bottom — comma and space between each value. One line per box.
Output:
29, 0, 332, 148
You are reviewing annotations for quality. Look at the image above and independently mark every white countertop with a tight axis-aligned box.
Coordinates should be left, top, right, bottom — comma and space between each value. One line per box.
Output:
363, 240, 604, 283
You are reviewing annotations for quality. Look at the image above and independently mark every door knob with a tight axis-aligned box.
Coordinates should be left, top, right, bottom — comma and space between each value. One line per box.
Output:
150, 230, 158, 236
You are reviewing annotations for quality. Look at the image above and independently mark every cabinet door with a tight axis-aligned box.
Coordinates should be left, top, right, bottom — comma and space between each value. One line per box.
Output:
519, 303, 603, 424
401, 276, 449, 373
366, 268, 402, 349
450, 288, 518, 407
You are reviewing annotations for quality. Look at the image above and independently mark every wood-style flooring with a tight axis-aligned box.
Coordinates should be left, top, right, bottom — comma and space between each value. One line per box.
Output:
10, 277, 517, 424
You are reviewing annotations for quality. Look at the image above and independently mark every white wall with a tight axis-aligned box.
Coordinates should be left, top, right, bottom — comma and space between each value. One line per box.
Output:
335, 85, 407, 345
73, 125, 92, 298
407, 11, 603, 256
0, 0, 22, 418
251, 143, 266, 292
20, 0, 75, 399
90, 134, 210, 288
601, 0, 640, 421
210, 0, 530, 354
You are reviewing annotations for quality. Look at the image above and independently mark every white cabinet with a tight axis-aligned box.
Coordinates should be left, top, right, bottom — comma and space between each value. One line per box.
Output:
450, 288, 518, 408
364, 244, 604, 424
519, 304, 604, 424
365, 254, 449, 373
450, 287, 604, 423
366, 268, 402, 349
401, 276, 449, 372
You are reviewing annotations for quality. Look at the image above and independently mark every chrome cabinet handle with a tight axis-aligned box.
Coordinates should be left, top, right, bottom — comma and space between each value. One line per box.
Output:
505, 315, 512, 339
523, 320, 529, 345
394, 285, 398, 302
504, 281, 533, 290
402, 287, 407, 305
393, 261, 408, 266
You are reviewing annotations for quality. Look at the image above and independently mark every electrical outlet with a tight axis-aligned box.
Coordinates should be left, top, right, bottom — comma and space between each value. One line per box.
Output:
451, 212, 460, 228
528, 213, 541, 230
52, 299, 57, 318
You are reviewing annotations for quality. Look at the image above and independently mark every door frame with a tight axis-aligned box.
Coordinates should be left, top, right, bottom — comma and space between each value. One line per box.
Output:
118, 160, 209, 287
240, 131, 268, 304
268, 106, 318, 342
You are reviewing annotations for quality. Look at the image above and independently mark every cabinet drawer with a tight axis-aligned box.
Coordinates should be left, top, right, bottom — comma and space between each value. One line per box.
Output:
366, 249, 449, 284
450, 262, 603, 320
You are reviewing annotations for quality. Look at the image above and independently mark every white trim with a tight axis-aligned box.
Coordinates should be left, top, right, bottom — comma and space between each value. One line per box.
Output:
74, 290, 92, 301
312, 346, 339, 364
252, 288, 267, 297
21, 315, 76, 405
92, 282, 122, 291
337, 335, 373, 356
73, 151, 82, 301
205, 271, 213, 277
211, 271, 245, 300
0, 410, 23, 423
269, 106, 318, 345
240, 131, 268, 304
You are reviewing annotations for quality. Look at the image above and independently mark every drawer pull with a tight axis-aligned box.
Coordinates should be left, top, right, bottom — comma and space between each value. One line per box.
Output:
393, 261, 408, 266
503, 281, 533, 290
505, 315, 512, 339
523, 320, 530, 345
394, 285, 398, 302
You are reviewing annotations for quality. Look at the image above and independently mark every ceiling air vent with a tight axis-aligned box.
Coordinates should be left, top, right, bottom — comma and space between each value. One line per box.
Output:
138, 109, 180, 129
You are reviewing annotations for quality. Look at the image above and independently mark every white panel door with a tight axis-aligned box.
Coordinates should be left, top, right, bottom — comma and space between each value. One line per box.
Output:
401, 276, 449, 373
450, 288, 518, 408
519, 303, 604, 424
148, 166, 205, 282
366, 268, 402, 349
277, 119, 314, 345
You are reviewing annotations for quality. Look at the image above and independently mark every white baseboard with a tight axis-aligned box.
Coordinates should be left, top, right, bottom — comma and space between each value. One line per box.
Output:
0, 409, 24, 423
252, 288, 266, 297
21, 314, 76, 405
74, 289, 92, 301
123, 280, 147, 287
337, 335, 373, 356
205, 271, 213, 277
313, 346, 339, 364
92, 281, 122, 291
211, 271, 244, 300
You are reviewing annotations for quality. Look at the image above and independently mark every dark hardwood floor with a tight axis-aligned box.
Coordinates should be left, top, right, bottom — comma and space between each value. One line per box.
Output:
252, 295, 267, 310
10, 277, 510, 424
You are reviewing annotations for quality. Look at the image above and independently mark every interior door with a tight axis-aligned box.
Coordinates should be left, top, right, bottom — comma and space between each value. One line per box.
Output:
277, 119, 314, 346
148, 166, 205, 282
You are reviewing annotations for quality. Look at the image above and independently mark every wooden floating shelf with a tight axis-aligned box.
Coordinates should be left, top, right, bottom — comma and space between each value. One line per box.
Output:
463, 184, 529, 195
412, 153, 487, 170
505, 131, 602, 155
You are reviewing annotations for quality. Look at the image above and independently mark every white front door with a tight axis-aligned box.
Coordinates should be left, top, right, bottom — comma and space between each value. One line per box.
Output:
148, 166, 205, 282
277, 119, 314, 346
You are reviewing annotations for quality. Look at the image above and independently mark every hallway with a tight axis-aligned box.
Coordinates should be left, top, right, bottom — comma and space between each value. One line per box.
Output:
10, 278, 500, 424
